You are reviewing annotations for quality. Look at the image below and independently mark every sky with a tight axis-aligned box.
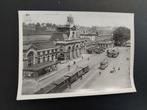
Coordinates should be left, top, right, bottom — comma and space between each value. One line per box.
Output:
22, 11, 134, 28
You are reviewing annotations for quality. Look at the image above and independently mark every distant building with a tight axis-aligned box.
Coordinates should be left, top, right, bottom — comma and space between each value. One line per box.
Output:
80, 33, 98, 41
96, 34, 114, 48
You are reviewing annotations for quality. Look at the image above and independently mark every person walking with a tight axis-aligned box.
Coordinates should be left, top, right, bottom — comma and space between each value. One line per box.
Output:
73, 61, 76, 65
67, 64, 70, 71
118, 67, 120, 70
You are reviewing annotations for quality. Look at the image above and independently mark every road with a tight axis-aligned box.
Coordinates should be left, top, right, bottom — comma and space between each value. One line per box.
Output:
64, 47, 131, 92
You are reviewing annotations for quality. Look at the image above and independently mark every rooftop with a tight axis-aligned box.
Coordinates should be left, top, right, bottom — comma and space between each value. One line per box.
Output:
50, 32, 69, 41
23, 40, 58, 51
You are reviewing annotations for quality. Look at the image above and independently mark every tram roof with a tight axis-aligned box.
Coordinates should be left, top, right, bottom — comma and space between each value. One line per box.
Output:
65, 65, 88, 77
53, 76, 69, 85
23, 40, 59, 51
35, 83, 56, 94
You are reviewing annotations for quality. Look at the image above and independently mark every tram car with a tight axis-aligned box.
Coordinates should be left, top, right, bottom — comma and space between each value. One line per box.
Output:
82, 65, 89, 74
99, 59, 108, 70
107, 48, 119, 58
52, 76, 69, 93
35, 83, 56, 94
35, 65, 90, 94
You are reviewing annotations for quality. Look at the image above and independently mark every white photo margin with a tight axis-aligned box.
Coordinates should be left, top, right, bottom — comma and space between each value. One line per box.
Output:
17, 11, 136, 100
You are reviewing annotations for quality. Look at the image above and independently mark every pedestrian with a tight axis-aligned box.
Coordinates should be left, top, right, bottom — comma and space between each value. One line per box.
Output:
99, 71, 101, 75
73, 61, 76, 65
82, 56, 83, 60
118, 67, 120, 70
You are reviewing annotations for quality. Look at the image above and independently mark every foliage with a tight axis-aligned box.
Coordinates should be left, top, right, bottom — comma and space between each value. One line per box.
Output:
113, 27, 130, 46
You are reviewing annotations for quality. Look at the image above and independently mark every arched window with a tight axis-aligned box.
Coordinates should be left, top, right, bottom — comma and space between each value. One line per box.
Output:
27, 51, 34, 66
38, 57, 40, 64
43, 56, 46, 62
52, 55, 54, 61
48, 55, 50, 61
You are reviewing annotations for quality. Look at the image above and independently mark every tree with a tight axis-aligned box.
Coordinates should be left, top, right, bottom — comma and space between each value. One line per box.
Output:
35, 22, 41, 31
113, 27, 130, 46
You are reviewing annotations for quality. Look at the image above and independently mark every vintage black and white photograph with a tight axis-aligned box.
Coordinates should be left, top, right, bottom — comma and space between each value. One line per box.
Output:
17, 11, 136, 100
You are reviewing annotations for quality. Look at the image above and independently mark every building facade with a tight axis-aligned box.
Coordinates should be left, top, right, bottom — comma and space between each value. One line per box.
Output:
23, 15, 87, 78
23, 41, 59, 78
50, 15, 87, 61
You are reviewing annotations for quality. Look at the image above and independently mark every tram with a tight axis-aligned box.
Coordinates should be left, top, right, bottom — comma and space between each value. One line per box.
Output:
35, 65, 90, 94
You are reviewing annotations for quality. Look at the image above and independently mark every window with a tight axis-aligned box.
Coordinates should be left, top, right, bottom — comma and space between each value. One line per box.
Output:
38, 58, 40, 64
37, 52, 40, 55
43, 56, 45, 62
43, 51, 45, 55
55, 49, 58, 52
52, 55, 54, 61
48, 56, 50, 61
52, 49, 54, 53
55, 54, 58, 59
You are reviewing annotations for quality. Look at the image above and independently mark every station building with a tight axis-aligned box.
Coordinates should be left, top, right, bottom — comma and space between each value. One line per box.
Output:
23, 15, 87, 78
23, 41, 60, 78
96, 34, 114, 49
50, 15, 87, 61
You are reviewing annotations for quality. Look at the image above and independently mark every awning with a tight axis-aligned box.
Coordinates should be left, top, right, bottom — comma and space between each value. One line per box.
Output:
23, 61, 58, 72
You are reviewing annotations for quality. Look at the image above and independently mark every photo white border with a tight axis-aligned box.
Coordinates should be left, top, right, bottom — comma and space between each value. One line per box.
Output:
17, 11, 136, 100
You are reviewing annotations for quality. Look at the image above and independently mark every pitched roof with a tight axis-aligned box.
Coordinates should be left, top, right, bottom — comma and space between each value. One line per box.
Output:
23, 35, 52, 42
23, 41, 57, 51
50, 32, 69, 41
32, 41, 56, 50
